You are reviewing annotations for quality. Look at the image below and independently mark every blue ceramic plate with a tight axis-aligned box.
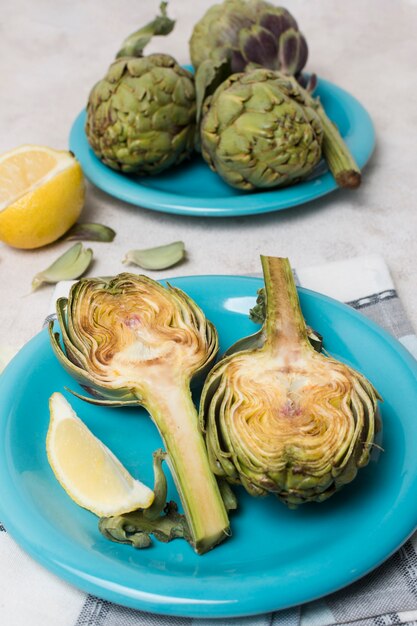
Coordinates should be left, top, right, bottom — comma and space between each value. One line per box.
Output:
69, 77, 375, 217
1, 276, 416, 619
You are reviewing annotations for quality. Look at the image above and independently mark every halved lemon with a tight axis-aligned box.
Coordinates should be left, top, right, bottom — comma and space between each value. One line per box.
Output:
46, 393, 154, 517
0, 145, 85, 249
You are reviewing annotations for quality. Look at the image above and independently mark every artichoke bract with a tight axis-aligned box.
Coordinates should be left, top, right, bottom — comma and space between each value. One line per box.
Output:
49, 273, 229, 554
200, 70, 361, 190
200, 256, 380, 507
190, 0, 308, 78
85, 3, 196, 175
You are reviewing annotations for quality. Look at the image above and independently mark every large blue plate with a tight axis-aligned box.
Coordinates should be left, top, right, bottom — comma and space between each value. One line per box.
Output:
1, 275, 416, 618
69, 77, 375, 217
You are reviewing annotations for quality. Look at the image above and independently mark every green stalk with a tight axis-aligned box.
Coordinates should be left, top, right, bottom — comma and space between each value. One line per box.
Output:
261, 255, 312, 354
116, 2, 175, 58
142, 378, 230, 554
316, 107, 361, 189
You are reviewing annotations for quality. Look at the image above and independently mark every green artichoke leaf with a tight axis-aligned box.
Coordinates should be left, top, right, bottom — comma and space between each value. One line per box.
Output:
195, 57, 232, 128
122, 241, 185, 271
99, 500, 191, 548
99, 450, 192, 548
116, 2, 175, 59
64, 223, 116, 243
32, 243, 93, 292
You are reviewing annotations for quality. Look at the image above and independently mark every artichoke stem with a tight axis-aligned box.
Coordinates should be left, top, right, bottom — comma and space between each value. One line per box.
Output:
317, 107, 361, 189
116, 2, 175, 58
261, 256, 311, 354
143, 379, 230, 554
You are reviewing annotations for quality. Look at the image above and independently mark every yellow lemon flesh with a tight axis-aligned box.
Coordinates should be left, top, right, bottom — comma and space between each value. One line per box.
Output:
46, 393, 154, 517
0, 145, 85, 249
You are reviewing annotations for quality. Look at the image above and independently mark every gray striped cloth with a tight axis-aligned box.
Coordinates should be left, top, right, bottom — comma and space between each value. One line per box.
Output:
1, 254, 417, 626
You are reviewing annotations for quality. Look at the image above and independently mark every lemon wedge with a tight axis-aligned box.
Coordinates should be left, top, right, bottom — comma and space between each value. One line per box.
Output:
0, 145, 85, 249
46, 393, 154, 517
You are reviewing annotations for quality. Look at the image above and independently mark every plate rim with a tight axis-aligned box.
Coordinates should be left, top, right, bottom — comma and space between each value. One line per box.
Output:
1, 275, 417, 618
69, 76, 376, 217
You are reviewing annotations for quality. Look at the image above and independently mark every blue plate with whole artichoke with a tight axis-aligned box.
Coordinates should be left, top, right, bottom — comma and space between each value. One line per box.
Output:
70, 76, 374, 217
69, 2, 375, 217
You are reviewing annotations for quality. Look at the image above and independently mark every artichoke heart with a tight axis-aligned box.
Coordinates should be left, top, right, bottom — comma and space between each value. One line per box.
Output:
200, 256, 381, 507
49, 273, 229, 554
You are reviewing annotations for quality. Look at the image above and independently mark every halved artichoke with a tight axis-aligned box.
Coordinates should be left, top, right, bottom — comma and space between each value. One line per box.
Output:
49, 273, 229, 553
200, 256, 381, 507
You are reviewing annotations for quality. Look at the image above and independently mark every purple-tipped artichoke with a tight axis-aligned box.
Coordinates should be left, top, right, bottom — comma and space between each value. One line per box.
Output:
190, 0, 308, 77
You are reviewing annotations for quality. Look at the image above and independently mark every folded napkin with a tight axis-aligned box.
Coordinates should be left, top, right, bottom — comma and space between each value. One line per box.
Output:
1, 254, 417, 626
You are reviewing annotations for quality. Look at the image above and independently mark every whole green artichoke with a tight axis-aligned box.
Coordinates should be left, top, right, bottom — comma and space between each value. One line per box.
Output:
85, 3, 196, 175
200, 69, 324, 190
200, 69, 361, 190
190, 0, 308, 77
86, 55, 196, 175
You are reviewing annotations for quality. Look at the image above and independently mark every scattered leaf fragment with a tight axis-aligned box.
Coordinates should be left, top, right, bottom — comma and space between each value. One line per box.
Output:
31, 243, 93, 291
64, 222, 116, 243
99, 449, 192, 549
122, 241, 185, 271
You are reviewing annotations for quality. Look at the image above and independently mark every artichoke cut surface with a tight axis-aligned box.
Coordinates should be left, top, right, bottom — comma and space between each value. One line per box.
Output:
201, 256, 380, 506
49, 273, 229, 554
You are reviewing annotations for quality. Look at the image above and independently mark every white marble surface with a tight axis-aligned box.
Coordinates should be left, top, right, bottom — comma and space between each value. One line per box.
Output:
1, 0, 416, 350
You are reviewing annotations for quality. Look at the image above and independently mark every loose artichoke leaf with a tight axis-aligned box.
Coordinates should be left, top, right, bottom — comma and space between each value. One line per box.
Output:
195, 57, 232, 127
64, 223, 116, 243
122, 241, 185, 270
99, 501, 191, 548
31, 243, 93, 292
99, 449, 192, 549
116, 2, 175, 59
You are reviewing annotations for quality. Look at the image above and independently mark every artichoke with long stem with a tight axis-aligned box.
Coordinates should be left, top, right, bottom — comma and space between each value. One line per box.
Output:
200, 256, 380, 507
49, 273, 229, 553
200, 69, 361, 190
85, 3, 196, 175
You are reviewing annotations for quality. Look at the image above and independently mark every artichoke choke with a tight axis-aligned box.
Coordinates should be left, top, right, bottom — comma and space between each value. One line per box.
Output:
200, 256, 380, 507
49, 273, 229, 554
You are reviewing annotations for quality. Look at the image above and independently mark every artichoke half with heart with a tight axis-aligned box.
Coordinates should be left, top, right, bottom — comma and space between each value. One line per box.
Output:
85, 3, 196, 175
200, 256, 381, 507
49, 273, 230, 554
199, 70, 361, 191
